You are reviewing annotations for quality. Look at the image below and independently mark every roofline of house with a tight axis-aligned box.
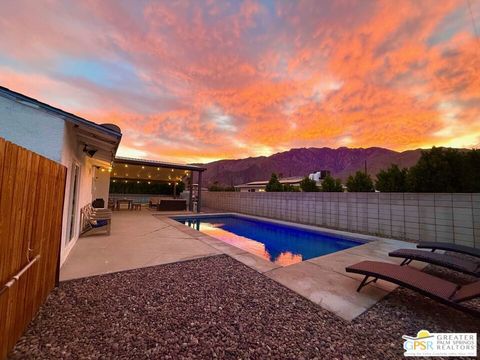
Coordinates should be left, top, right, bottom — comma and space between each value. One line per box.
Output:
0, 85, 122, 140
234, 184, 266, 188
235, 179, 306, 188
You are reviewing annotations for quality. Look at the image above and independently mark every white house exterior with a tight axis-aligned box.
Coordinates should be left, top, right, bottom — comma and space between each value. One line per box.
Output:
234, 177, 305, 192
234, 171, 331, 192
0, 86, 122, 265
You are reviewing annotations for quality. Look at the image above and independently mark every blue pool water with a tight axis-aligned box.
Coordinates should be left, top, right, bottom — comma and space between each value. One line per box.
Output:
174, 215, 363, 266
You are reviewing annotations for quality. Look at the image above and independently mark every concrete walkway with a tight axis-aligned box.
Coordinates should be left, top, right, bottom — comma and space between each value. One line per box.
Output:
61, 210, 426, 321
60, 210, 221, 281
163, 214, 427, 321
265, 237, 424, 320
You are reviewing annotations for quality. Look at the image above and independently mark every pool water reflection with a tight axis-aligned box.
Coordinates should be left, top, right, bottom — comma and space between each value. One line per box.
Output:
175, 215, 362, 266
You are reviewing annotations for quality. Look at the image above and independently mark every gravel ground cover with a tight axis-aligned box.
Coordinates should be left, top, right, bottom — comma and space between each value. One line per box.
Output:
9, 255, 480, 359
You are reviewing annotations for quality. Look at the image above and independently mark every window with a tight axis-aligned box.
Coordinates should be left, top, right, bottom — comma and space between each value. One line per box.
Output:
67, 164, 80, 243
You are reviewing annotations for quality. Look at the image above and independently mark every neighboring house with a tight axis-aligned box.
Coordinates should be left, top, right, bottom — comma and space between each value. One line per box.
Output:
234, 176, 303, 192
0, 86, 122, 265
234, 171, 331, 192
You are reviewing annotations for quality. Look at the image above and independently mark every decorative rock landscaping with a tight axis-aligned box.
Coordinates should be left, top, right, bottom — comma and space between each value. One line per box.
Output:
9, 255, 479, 359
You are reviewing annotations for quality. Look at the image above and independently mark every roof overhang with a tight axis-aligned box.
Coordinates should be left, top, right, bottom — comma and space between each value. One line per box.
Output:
235, 178, 304, 187
111, 157, 205, 183
114, 156, 206, 172
0, 86, 122, 162
234, 184, 266, 189
75, 124, 121, 163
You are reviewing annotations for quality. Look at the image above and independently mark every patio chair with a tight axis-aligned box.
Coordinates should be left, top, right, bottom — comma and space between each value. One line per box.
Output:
149, 196, 161, 209
345, 260, 480, 317
80, 204, 112, 236
107, 198, 115, 211
417, 242, 480, 258
389, 249, 480, 277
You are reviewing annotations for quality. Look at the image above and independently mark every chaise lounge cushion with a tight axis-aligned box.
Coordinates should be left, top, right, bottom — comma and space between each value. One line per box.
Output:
451, 281, 480, 302
389, 248, 480, 276
417, 242, 480, 258
346, 260, 459, 300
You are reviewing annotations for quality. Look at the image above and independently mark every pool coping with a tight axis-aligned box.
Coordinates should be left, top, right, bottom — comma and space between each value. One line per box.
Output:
165, 212, 425, 321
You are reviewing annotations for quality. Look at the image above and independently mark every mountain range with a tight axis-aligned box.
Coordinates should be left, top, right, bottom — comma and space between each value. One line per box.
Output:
199, 147, 423, 186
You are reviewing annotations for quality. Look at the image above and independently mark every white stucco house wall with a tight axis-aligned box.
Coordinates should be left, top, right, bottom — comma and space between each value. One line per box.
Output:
0, 86, 122, 265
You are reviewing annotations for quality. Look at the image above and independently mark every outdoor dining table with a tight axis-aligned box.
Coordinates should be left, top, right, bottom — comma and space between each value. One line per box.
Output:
116, 199, 133, 210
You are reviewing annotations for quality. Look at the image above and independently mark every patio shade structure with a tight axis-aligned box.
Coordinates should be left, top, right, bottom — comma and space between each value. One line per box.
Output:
110, 156, 206, 212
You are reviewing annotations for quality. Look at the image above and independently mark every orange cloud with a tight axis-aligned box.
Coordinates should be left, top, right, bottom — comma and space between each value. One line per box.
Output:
0, 0, 479, 163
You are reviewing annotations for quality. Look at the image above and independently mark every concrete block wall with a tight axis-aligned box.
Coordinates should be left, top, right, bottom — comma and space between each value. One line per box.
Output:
203, 192, 480, 248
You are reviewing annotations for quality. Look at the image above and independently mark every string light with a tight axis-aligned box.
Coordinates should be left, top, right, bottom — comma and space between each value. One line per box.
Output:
124, 164, 128, 168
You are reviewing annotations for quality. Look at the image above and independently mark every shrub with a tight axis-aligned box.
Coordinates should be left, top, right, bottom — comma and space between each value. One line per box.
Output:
208, 181, 235, 192
110, 180, 185, 195
299, 176, 319, 192
265, 173, 283, 192
321, 174, 343, 192
346, 171, 375, 192
375, 164, 408, 192
407, 147, 480, 192
282, 184, 299, 192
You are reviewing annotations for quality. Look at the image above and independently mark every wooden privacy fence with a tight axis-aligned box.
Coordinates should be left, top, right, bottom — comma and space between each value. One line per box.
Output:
0, 137, 66, 359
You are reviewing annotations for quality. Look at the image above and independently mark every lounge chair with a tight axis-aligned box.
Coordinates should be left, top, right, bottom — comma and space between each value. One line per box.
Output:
417, 242, 480, 258
80, 204, 112, 236
389, 249, 480, 277
345, 260, 480, 317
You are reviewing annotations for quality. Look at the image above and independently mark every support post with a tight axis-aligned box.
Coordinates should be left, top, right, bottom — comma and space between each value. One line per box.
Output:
197, 171, 202, 213
188, 170, 193, 211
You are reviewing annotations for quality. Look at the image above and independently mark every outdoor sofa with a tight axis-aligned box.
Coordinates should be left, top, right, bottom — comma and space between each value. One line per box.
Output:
149, 197, 187, 211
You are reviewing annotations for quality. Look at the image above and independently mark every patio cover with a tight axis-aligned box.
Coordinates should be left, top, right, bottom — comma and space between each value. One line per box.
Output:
111, 157, 206, 212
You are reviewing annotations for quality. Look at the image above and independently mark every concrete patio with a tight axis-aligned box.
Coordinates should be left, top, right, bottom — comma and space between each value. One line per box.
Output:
60, 210, 221, 281
61, 210, 426, 321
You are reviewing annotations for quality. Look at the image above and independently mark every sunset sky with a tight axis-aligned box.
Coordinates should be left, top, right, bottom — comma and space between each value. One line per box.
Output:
1, 0, 479, 163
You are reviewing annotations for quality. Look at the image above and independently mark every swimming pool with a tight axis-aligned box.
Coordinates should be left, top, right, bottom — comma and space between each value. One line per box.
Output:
173, 214, 364, 266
